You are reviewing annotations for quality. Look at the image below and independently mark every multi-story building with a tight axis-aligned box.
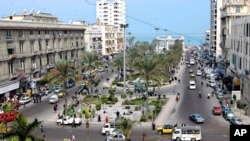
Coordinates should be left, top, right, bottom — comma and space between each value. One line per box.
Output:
155, 35, 185, 53
211, 0, 222, 65
0, 11, 87, 96
220, 0, 250, 62
85, 21, 122, 57
96, 0, 126, 28
229, 16, 250, 101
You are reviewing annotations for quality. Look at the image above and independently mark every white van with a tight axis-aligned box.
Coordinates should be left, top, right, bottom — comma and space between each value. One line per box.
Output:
101, 122, 121, 136
49, 95, 58, 104
172, 126, 202, 141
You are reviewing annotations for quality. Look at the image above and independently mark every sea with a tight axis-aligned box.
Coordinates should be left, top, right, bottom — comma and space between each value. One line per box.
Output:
131, 34, 206, 47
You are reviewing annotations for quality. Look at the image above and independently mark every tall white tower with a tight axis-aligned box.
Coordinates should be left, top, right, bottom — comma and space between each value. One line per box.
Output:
96, 0, 126, 28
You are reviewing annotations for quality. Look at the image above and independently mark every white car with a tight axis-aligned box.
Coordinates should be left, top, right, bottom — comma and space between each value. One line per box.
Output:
19, 96, 32, 104
56, 116, 82, 125
189, 80, 196, 90
105, 133, 126, 141
196, 70, 202, 76
207, 80, 216, 87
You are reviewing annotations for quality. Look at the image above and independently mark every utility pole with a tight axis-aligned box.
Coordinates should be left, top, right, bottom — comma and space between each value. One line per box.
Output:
120, 24, 129, 95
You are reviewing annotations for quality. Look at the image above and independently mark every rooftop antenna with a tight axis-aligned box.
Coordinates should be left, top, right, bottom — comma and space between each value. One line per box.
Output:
22, 9, 26, 13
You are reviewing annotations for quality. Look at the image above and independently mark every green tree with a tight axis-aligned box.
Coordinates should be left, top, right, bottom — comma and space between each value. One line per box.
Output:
44, 60, 80, 115
132, 54, 164, 120
1, 102, 15, 133
1, 114, 43, 141
80, 52, 103, 95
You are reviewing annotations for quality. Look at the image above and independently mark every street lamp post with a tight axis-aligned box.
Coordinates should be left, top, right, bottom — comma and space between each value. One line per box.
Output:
120, 24, 129, 95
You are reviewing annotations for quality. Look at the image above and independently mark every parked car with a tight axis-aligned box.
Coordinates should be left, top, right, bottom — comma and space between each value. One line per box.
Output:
49, 95, 59, 104
57, 92, 66, 98
212, 105, 222, 115
19, 96, 32, 105
206, 80, 216, 87
54, 87, 62, 93
156, 124, 175, 134
223, 112, 235, 120
45, 88, 52, 94
230, 116, 243, 125
189, 113, 205, 123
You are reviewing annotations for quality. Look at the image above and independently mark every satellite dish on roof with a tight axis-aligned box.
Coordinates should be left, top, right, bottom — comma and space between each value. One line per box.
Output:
30, 8, 34, 13
37, 10, 41, 14
68, 20, 72, 23
12, 11, 15, 15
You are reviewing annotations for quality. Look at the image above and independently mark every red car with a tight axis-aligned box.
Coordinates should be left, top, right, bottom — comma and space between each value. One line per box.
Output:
213, 105, 222, 115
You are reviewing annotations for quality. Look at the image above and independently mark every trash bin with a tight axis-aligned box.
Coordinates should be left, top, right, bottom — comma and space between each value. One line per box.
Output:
152, 122, 155, 130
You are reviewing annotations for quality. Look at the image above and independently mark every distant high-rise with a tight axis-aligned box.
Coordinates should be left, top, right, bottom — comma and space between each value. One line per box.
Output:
96, 0, 126, 28
210, 0, 222, 64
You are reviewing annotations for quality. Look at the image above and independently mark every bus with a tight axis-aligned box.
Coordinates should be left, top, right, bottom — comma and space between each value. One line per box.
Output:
172, 126, 202, 141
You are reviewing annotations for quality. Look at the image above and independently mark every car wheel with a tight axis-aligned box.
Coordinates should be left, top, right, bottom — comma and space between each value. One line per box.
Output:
57, 122, 61, 126
176, 137, 181, 141
191, 138, 196, 141
158, 131, 162, 135
105, 131, 110, 136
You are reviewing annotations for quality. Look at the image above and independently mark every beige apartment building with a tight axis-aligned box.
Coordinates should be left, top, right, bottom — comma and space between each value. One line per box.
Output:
0, 12, 87, 96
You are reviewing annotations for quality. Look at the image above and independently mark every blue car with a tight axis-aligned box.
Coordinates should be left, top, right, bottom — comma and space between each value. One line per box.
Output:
189, 113, 205, 123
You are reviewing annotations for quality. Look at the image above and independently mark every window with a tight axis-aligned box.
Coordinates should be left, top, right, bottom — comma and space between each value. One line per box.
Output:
235, 6, 241, 13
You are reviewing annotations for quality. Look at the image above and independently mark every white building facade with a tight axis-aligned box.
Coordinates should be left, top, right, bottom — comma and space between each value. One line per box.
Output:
220, 0, 250, 62
96, 0, 126, 28
229, 15, 250, 101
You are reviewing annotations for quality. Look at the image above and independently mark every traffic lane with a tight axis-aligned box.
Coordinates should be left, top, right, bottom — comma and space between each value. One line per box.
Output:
32, 123, 171, 141
168, 64, 229, 141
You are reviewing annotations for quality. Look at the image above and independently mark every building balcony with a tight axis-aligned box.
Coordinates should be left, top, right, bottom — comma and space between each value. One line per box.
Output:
46, 47, 54, 53
9, 54, 17, 59
46, 64, 54, 70
9, 73, 18, 80
45, 34, 50, 39
6, 35, 12, 40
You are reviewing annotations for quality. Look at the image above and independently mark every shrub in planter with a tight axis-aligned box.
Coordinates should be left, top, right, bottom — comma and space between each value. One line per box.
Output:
121, 93, 127, 99
125, 106, 130, 109
111, 97, 118, 103
140, 115, 147, 122
134, 106, 141, 111
96, 103, 101, 110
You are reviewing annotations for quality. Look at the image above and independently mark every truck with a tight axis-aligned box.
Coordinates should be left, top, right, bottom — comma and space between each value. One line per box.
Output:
56, 116, 82, 126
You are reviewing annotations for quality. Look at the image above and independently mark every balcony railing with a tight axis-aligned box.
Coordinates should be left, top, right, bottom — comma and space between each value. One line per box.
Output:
9, 54, 17, 59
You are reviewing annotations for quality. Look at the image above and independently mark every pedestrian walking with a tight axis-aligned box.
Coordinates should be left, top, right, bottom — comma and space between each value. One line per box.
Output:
40, 124, 44, 133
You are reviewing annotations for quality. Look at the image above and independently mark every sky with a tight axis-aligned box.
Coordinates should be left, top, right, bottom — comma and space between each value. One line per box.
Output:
0, 0, 210, 45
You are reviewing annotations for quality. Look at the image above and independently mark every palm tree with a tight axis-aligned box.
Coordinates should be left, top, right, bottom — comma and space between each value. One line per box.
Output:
44, 60, 80, 115
132, 54, 164, 120
115, 118, 139, 140
1, 102, 15, 133
1, 114, 43, 141
112, 54, 123, 78
80, 52, 103, 95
